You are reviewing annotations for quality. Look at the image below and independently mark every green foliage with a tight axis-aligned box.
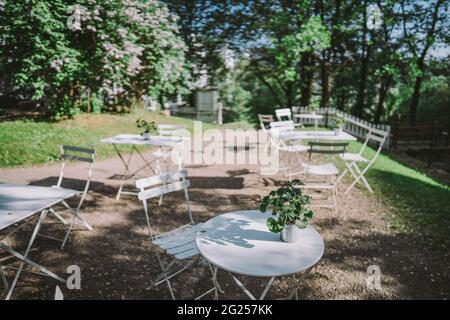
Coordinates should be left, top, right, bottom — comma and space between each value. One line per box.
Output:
0, 0, 191, 117
260, 180, 314, 233
0, 110, 217, 167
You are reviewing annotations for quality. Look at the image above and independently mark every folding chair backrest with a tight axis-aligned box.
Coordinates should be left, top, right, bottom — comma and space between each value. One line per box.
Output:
258, 114, 274, 132
136, 170, 193, 239
275, 108, 292, 121
56, 145, 96, 210
57, 145, 95, 189
308, 141, 349, 160
157, 124, 187, 137
359, 128, 389, 164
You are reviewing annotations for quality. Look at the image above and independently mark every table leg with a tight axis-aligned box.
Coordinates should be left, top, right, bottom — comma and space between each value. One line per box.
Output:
1, 210, 65, 300
229, 273, 276, 300
114, 144, 134, 200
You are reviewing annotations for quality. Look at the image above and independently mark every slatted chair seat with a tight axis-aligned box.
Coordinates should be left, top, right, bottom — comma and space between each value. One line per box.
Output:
303, 163, 339, 176
339, 153, 369, 163
154, 223, 204, 250
289, 141, 349, 212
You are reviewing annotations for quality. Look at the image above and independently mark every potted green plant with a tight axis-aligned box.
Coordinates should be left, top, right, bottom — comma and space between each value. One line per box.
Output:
260, 180, 314, 243
331, 114, 346, 135
136, 119, 158, 140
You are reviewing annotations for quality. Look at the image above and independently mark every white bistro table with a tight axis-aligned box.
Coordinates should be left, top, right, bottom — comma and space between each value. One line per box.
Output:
196, 210, 324, 300
0, 183, 73, 299
294, 114, 324, 130
277, 130, 357, 143
101, 134, 187, 200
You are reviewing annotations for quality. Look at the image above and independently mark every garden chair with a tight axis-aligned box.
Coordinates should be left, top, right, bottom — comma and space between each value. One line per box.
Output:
289, 141, 349, 212
151, 124, 187, 174
275, 108, 292, 121
269, 121, 309, 175
337, 127, 389, 194
275, 108, 303, 128
136, 170, 221, 300
258, 114, 274, 132
47, 145, 95, 249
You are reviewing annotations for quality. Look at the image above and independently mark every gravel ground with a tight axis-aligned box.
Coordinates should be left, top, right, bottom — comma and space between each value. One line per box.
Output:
0, 136, 448, 300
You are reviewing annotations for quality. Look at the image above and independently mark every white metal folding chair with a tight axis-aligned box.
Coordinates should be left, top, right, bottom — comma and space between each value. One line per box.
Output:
275, 108, 303, 128
48, 145, 95, 249
136, 170, 221, 300
269, 121, 309, 174
289, 141, 349, 212
338, 127, 389, 194
151, 124, 187, 174
258, 114, 274, 132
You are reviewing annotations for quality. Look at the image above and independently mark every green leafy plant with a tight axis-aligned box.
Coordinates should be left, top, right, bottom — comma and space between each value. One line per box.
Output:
331, 114, 346, 129
136, 119, 157, 135
260, 180, 314, 233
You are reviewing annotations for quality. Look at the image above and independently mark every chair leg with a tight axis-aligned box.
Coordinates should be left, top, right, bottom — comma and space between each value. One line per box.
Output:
61, 215, 76, 249
0, 264, 9, 294
208, 263, 224, 297
332, 185, 338, 213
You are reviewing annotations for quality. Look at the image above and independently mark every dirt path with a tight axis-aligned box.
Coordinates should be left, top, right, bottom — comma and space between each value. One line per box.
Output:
0, 138, 448, 300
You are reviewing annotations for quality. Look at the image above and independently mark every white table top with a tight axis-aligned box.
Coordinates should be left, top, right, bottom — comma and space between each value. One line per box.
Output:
294, 114, 324, 120
196, 210, 324, 277
0, 183, 78, 231
277, 130, 357, 142
101, 134, 187, 147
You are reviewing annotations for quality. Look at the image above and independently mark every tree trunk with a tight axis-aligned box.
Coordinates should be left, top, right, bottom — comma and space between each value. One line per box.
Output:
86, 87, 91, 113
255, 72, 283, 107
320, 55, 331, 108
286, 82, 293, 109
354, 1, 370, 119
409, 74, 423, 126
374, 75, 392, 123
300, 53, 314, 107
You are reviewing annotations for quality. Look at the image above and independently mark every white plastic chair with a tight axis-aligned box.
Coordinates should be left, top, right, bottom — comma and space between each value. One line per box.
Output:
136, 170, 221, 300
49, 145, 95, 249
338, 127, 389, 194
290, 142, 349, 212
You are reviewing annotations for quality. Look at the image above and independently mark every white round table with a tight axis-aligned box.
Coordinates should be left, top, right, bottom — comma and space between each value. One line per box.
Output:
294, 114, 324, 130
196, 210, 324, 299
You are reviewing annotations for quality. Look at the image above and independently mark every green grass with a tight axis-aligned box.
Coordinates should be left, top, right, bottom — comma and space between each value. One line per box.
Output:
340, 140, 450, 248
295, 126, 450, 246
0, 110, 217, 167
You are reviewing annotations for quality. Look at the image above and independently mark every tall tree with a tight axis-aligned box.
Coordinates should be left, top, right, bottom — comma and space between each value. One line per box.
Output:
401, 0, 448, 125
